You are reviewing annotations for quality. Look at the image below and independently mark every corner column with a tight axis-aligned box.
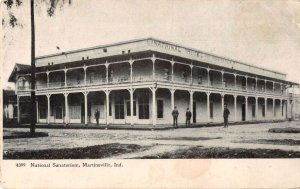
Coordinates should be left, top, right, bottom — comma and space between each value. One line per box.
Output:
151, 54, 156, 80
234, 73, 237, 89
129, 59, 133, 82
46, 71, 49, 88
171, 59, 174, 82
105, 61, 109, 84
84, 65, 87, 86
64, 68, 67, 87
207, 68, 210, 86
190, 65, 193, 84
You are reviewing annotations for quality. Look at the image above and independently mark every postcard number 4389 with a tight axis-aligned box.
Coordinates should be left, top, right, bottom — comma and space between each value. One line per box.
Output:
16, 163, 26, 167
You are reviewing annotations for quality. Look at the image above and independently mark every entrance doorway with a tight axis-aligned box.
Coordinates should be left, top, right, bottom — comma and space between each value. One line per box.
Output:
242, 103, 246, 121
193, 101, 196, 123
81, 103, 85, 123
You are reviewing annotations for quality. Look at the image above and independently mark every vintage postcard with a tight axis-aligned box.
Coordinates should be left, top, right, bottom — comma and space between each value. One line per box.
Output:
1, 0, 300, 188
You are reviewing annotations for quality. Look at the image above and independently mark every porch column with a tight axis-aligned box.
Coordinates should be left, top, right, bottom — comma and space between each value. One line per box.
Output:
234, 95, 237, 122
171, 60, 174, 82
265, 98, 267, 119
130, 88, 134, 126
245, 76, 248, 91
280, 83, 283, 94
64, 69, 67, 87
221, 71, 224, 88
106, 62, 109, 83
206, 92, 210, 122
105, 90, 110, 126
36, 99, 39, 123
245, 96, 248, 121
255, 97, 258, 121
234, 73, 237, 89
152, 87, 157, 126
170, 89, 175, 110
273, 82, 275, 94
152, 54, 156, 80
64, 93, 69, 124
207, 68, 210, 86
273, 98, 275, 118
46, 71, 49, 88
189, 91, 194, 113
17, 96, 20, 124
190, 65, 193, 84
280, 99, 283, 118
221, 94, 224, 120
84, 65, 87, 86
47, 94, 51, 124
255, 78, 258, 92
84, 92, 88, 125
129, 59, 133, 82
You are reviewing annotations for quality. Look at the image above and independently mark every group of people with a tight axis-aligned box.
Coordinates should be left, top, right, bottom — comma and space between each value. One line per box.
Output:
172, 105, 230, 128
94, 104, 231, 128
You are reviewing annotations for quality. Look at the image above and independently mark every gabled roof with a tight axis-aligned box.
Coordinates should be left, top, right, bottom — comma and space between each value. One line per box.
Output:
8, 63, 31, 82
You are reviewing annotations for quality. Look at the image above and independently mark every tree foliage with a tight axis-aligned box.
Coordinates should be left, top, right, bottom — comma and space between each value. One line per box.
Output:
2, 0, 72, 27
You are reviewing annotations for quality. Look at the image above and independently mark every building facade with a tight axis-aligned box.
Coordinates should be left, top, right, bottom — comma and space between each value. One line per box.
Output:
9, 38, 296, 126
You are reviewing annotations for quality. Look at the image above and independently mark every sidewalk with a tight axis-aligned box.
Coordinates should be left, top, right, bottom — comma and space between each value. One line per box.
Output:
4, 120, 287, 131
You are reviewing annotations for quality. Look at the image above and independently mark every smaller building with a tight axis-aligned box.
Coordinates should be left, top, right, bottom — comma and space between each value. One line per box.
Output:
3, 89, 18, 125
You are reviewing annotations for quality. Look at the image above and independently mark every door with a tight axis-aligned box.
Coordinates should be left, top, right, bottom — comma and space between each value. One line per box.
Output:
242, 103, 246, 121
193, 101, 196, 123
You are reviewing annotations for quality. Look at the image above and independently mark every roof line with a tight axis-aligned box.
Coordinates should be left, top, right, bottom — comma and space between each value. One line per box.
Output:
35, 37, 286, 76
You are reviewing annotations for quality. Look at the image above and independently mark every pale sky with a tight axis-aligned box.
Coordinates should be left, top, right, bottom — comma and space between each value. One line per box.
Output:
2, 0, 300, 89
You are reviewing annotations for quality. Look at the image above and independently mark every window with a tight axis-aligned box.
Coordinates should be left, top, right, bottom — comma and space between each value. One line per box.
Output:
210, 101, 213, 118
128, 50, 131, 53
282, 102, 284, 116
198, 75, 202, 84
126, 101, 136, 116
103, 48, 107, 53
157, 100, 164, 118
209, 73, 213, 86
39, 104, 47, 119
138, 96, 149, 119
223, 79, 227, 87
115, 98, 124, 119
89, 72, 94, 83
262, 104, 265, 117
122, 51, 125, 54
56, 105, 63, 119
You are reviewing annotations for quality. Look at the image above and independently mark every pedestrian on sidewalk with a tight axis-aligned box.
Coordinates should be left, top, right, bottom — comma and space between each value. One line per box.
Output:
223, 104, 230, 128
172, 106, 179, 127
94, 109, 100, 125
186, 108, 192, 127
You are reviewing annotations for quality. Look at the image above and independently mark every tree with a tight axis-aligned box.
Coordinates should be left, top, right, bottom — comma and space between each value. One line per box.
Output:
3, 0, 72, 133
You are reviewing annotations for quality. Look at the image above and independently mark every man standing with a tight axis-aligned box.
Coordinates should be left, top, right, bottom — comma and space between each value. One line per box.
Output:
94, 109, 100, 125
186, 108, 192, 127
223, 104, 230, 128
172, 106, 179, 127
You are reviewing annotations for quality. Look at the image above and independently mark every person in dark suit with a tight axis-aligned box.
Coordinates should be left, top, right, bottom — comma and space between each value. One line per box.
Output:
172, 106, 179, 127
223, 104, 230, 128
186, 108, 192, 127
94, 109, 100, 125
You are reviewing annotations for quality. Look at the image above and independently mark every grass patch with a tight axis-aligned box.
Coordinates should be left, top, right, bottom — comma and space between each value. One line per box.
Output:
140, 146, 300, 158
268, 127, 300, 133
238, 139, 300, 146
3, 132, 48, 139
4, 143, 148, 159
152, 137, 222, 141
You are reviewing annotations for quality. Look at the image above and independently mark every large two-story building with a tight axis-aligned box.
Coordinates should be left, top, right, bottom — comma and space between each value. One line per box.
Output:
8, 38, 297, 126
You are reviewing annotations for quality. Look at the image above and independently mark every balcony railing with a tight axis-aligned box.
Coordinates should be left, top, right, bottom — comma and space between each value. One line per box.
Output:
17, 74, 287, 97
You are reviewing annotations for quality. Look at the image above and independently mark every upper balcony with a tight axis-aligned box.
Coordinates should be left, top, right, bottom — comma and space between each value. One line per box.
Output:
15, 57, 289, 97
